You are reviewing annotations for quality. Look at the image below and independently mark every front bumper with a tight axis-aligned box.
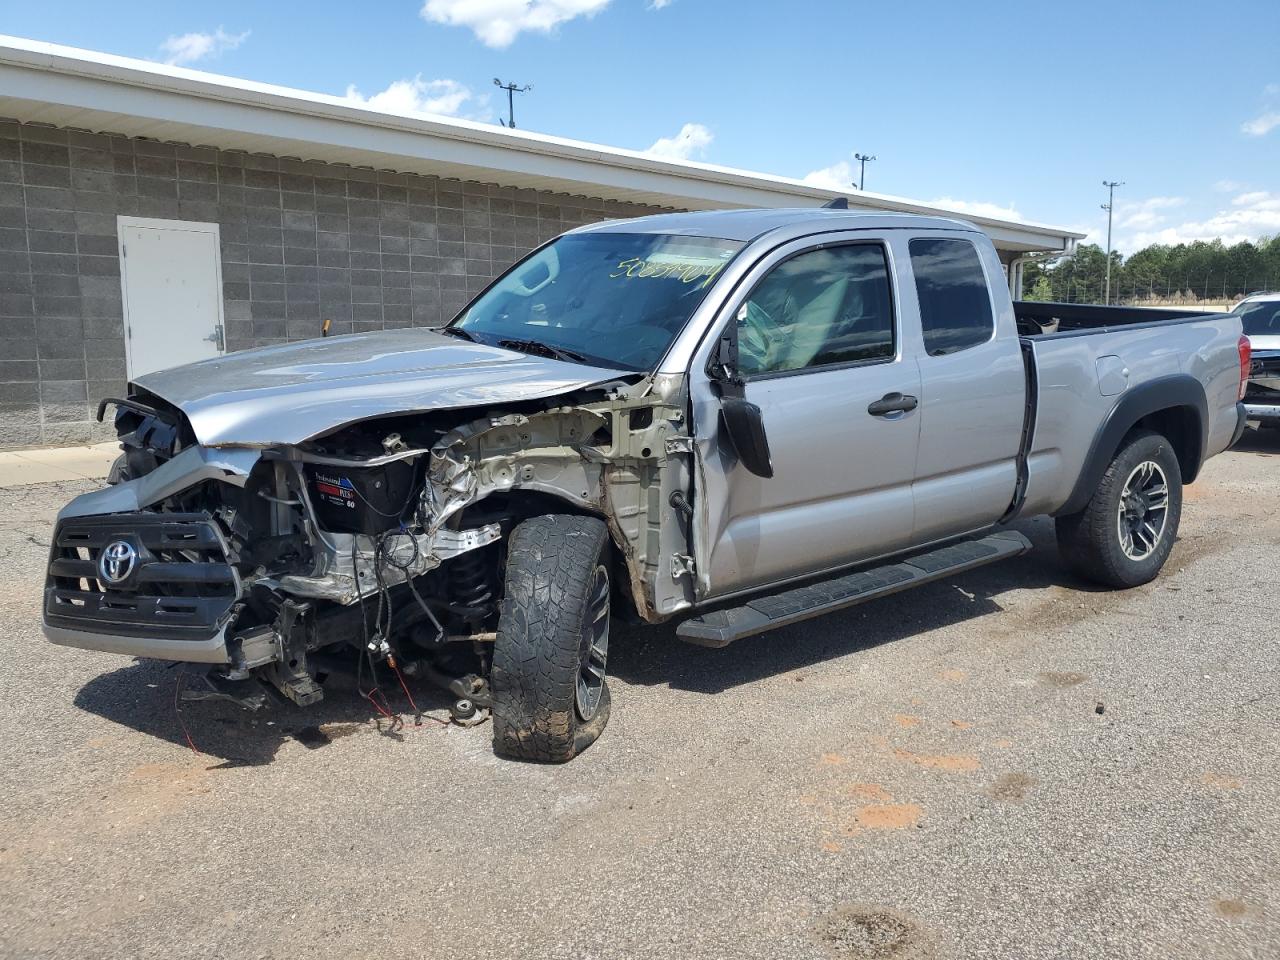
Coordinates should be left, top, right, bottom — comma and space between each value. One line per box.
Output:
1246, 350, 1280, 421
43, 512, 239, 664
43, 621, 231, 663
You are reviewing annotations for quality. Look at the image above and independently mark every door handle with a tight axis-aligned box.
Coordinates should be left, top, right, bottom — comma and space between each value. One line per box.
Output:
867, 392, 919, 416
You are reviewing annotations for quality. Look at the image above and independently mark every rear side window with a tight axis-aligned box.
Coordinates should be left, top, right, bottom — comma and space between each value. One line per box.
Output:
909, 238, 994, 355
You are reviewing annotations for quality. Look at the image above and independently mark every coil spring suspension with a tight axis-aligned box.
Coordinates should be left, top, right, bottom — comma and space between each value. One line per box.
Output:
449, 548, 495, 616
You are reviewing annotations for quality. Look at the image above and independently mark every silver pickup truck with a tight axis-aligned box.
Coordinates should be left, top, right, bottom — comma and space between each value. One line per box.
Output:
43, 209, 1248, 761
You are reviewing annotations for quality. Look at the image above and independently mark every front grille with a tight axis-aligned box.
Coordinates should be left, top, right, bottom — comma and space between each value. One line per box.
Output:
45, 512, 239, 640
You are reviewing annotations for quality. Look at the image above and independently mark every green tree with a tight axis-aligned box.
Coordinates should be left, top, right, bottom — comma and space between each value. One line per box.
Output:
1023, 235, 1278, 304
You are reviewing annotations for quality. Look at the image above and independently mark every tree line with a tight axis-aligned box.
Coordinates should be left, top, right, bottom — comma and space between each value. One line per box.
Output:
1022, 235, 1280, 304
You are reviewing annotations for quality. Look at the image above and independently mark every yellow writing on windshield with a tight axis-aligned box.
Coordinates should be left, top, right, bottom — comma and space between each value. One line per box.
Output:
609, 256, 727, 289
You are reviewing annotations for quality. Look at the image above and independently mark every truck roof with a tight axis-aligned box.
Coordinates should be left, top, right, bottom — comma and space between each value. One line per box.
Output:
571, 208, 983, 243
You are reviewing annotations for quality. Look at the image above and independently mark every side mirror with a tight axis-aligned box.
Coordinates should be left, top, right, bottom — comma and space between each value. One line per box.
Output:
710, 332, 738, 383
720, 396, 774, 479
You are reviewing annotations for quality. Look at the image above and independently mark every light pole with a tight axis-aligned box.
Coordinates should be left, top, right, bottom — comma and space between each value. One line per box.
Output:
1101, 179, 1124, 304
853, 153, 876, 191
493, 79, 532, 129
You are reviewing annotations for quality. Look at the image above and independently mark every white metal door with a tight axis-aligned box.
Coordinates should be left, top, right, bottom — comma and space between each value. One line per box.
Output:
117, 217, 225, 379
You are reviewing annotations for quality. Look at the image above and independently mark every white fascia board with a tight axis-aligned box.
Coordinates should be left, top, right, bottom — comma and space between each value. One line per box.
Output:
0, 35, 1084, 253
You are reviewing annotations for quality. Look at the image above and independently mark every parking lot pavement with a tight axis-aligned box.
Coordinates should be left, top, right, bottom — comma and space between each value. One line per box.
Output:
2, 431, 1277, 960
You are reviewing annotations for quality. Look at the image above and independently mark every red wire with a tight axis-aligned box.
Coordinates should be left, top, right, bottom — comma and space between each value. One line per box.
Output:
173, 667, 201, 756
364, 685, 397, 721
389, 657, 424, 722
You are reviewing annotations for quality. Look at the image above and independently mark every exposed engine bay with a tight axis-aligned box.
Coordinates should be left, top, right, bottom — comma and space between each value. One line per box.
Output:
48, 375, 696, 721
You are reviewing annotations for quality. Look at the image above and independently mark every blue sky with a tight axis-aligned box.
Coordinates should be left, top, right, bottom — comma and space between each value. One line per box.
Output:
4, 0, 1278, 252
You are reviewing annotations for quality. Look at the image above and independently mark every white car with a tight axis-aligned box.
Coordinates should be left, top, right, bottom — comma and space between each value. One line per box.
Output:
1236, 293, 1280, 424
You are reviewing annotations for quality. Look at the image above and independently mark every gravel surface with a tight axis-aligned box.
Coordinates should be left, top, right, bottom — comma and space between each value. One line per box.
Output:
2, 431, 1277, 960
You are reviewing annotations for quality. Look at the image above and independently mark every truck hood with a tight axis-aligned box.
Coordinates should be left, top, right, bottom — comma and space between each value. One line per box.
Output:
133, 329, 630, 447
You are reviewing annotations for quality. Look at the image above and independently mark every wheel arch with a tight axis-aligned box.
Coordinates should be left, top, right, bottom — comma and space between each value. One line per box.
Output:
1056, 374, 1207, 517
463, 489, 644, 623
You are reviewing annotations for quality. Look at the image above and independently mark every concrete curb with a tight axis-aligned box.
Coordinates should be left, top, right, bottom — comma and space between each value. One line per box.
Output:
0, 442, 119, 488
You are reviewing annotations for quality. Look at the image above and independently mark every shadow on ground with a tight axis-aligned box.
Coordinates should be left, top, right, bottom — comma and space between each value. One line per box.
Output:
74, 651, 460, 766
73, 511, 1181, 766
1232, 423, 1280, 456
608, 515, 1099, 694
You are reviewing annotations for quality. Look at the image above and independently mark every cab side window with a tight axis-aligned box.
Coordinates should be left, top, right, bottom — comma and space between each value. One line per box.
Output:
736, 244, 894, 377
909, 238, 994, 356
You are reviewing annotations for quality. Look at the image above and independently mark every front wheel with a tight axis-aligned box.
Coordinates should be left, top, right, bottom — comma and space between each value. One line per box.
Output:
491, 514, 612, 762
1055, 430, 1183, 588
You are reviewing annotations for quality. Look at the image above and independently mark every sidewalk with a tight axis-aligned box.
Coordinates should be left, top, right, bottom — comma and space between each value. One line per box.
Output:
0, 442, 119, 488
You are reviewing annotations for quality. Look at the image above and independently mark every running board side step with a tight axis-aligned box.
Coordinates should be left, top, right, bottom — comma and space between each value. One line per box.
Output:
675, 531, 1032, 648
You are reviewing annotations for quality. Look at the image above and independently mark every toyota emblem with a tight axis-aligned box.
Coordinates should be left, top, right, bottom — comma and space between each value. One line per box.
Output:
98, 540, 138, 584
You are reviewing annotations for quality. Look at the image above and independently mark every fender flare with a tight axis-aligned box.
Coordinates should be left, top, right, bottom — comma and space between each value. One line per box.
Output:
1055, 374, 1208, 517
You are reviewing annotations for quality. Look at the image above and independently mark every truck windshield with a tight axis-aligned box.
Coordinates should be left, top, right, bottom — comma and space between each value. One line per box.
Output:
1233, 299, 1280, 337
449, 232, 744, 371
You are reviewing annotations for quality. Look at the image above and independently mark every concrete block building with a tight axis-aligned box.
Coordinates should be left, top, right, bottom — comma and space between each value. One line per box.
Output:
0, 36, 1082, 446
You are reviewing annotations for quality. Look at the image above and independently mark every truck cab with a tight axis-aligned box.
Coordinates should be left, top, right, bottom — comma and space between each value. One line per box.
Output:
661, 214, 1029, 598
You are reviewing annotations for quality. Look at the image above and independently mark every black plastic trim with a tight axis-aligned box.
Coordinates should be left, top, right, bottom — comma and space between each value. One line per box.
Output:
1230, 401, 1248, 447
44, 512, 237, 642
676, 531, 1031, 647
1000, 338, 1039, 523
1055, 374, 1208, 517
1014, 301, 1230, 341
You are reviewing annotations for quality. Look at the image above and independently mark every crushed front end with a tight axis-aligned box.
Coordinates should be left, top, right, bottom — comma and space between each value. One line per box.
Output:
43, 377, 695, 716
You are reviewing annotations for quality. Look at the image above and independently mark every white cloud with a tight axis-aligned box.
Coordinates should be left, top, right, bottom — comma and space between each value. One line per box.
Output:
1242, 111, 1280, 137
1213, 179, 1245, 192
1068, 222, 1105, 247
801, 160, 856, 192
926, 197, 1023, 222
344, 76, 489, 121
1115, 195, 1186, 229
1241, 83, 1280, 136
1083, 195, 1187, 249
159, 27, 249, 66
645, 122, 713, 161
1127, 192, 1280, 248
651, 0, 674, 7
1232, 190, 1275, 208
800, 156, 1024, 220
421, 0, 611, 47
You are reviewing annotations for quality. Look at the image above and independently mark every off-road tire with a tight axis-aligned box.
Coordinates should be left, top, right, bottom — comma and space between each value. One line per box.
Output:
1055, 430, 1183, 588
491, 514, 612, 762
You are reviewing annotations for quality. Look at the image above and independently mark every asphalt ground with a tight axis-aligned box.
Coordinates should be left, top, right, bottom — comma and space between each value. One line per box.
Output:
2, 430, 1277, 960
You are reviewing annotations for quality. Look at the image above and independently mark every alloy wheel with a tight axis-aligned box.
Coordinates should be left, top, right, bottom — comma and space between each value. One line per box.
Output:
1117, 460, 1170, 561
575, 564, 610, 721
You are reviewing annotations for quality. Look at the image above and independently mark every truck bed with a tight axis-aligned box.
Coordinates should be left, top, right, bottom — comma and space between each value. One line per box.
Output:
1013, 300, 1228, 337
1014, 304, 1243, 518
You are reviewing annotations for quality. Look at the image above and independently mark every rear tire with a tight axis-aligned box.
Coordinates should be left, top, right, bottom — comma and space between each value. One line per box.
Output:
491, 514, 612, 763
1055, 430, 1182, 588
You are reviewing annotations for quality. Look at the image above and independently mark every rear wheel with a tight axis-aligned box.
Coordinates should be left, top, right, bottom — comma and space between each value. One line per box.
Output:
1056, 430, 1183, 588
491, 514, 612, 762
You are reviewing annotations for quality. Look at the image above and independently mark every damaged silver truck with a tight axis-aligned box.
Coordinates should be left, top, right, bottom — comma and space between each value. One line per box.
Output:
44, 209, 1249, 762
